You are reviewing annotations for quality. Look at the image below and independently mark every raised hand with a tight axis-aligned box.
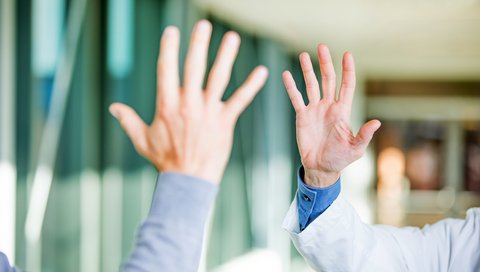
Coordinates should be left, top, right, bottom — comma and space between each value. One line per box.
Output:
282, 44, 380, 188
109, 20, 268, 185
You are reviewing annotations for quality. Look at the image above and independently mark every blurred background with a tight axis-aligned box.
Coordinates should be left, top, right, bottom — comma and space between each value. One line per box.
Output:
1, 0, 480, 271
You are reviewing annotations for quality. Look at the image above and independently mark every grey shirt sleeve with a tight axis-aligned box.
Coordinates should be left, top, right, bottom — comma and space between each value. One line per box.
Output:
122, 172, 218, 272
0, 252, 16, 272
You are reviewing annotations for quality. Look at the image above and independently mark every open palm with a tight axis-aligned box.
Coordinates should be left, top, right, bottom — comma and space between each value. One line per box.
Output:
283, 44, 381, 187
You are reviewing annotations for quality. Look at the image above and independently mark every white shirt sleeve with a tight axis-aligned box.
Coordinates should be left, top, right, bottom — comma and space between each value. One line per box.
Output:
283, 195, 480, 272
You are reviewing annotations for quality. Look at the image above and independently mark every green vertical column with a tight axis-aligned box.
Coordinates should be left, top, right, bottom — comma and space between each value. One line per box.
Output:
0, 0, 17, 265
256, 39, 293, 270
14, 0, 33, 268
103, 0, 134, 270
78, 0, 104, 271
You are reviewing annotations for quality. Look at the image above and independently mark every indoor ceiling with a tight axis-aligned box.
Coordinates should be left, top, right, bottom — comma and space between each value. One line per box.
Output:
194, 0, 480, 80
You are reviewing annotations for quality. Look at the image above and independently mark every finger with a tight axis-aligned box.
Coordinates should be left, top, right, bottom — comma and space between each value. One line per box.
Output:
354, 119, 381, 150
317, 44, 336, 101
282, 70, 306, 112
183, 20, 212, 93
299, 52, 320, 104
109, 103, 149, 155
338, 51, 356, 109
157, 26, 180, 111
205, 31, 241, 101
225, 66, 268, 118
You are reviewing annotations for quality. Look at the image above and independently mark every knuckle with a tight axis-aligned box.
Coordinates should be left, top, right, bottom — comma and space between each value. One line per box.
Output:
306, 81, 318, 89
342, 81, 355, 89
302, 66, 314, 73
157, 104, 171, 118
179, 101, 199, 119
235, 93, 249, 106
157, 98, 175, 116
158, 61, 168, 74
224, 108, 239, 123
180, 105, 190, 118
322, 73, 336, 80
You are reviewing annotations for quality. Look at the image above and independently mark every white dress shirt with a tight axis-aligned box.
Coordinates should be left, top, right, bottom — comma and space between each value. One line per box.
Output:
283, 195, 480, 272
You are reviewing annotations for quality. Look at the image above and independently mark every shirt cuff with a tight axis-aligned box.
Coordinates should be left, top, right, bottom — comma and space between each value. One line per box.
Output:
149, 172, 219, 222
296, 166, 341, 231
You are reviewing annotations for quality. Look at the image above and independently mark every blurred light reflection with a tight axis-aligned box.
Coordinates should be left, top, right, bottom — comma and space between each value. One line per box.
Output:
0, 162, 17, 263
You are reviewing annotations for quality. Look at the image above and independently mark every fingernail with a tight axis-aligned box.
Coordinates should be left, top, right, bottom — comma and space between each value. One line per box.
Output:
109, 106, 119, 119
258, 66, 269, 76
163, 26, 176, 37
225, 32, 240, 45
320, 45, 330, 54
196, 20, 211, 32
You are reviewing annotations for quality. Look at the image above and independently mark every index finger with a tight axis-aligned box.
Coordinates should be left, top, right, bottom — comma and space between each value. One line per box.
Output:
225, 66, 268, 119
282, 71, 306, 112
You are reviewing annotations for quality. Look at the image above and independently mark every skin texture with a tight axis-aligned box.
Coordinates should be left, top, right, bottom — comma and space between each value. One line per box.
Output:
283, 44, 381, 188
109, 20, 268, 185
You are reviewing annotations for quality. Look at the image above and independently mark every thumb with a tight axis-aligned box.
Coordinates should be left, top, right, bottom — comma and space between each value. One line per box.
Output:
354, 119, 381, 150
109, 103, 148, 154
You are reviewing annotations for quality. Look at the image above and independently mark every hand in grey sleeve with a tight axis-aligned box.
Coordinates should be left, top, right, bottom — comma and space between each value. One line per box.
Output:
109, 20, 267, 186
122, 173, 218, 272
111, 19, 267, 272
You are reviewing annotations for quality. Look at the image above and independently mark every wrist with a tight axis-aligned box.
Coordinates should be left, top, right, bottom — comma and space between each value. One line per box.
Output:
192, 168, 223, 186
303, 168, 340, 188
158, 163, 223, 186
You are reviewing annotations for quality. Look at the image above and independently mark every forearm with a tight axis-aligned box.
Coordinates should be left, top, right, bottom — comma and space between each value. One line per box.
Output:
285, 195, 480, 272
285, 195, 428, 271
122, 172, 218, 272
